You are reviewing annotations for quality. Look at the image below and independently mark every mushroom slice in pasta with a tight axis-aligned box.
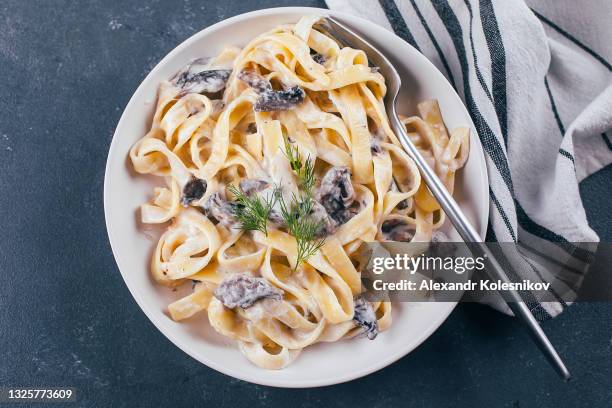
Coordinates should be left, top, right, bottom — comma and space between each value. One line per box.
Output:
214, 274, 283, 309
267, 198, 336, 237
353, 296, 378, 340
237, 68, 305, 112
202, 192, 239, 228
239, 179, 270, 196
181, 177, 207, 206
172, 58, 232, 96
237, 68, 273, 93
267, 208, 286, 228
370, 137, 383, 154
317, 166, 358, 225
381, 218, 416, 242
254, 86, 306, 112
310, 50, 326, 65
396, 198, 411, 210
309, 200, 337, 237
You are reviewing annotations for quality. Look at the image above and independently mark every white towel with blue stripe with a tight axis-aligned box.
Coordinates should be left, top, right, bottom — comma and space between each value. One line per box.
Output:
326, 0, 612, 319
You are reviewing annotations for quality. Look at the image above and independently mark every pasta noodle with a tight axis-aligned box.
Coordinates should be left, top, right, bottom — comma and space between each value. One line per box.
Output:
129, 15, 470, 369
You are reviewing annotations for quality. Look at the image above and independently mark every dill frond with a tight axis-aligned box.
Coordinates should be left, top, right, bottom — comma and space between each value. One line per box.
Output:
227, 184, 277, 235
283, 138, 316, 193
278, 193, 326, 270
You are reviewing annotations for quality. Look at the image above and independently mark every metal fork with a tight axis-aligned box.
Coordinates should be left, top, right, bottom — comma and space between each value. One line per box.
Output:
317, 16, 571, 381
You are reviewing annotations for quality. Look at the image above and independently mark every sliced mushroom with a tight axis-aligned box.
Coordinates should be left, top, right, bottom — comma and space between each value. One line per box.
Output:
353, 296, 378, 340
396, 199, 410, 210
202, 192, 239, 227
254, 87, 305, 112
181, 177, 207, 206
214, 274, 283, 309
239, 179, 270, 197
310, 200, 337, 237
172, 58, 232, 95
237, 68, 305, 112
310, 49, 326, 65
237, 68, 272, 93
318, 166, 357, 225
389, 180, 412, 213
268, 208, 286, 228
381, 218, 416, 242
370, 138, 382, 155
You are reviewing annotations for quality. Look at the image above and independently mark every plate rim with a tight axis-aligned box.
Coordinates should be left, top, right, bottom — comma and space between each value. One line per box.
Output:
104, 6, 490, 388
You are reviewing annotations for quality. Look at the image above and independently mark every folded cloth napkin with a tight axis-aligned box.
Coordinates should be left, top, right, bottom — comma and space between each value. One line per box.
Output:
326, 0, 612, 319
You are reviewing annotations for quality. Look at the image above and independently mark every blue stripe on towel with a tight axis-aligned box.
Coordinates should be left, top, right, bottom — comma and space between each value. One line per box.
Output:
409, 0, 456, 88
379, 0, 421, 51
479, 0, 508, 144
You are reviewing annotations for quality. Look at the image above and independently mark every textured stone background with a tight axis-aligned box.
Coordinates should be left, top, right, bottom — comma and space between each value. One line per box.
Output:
0, 1, 610, 407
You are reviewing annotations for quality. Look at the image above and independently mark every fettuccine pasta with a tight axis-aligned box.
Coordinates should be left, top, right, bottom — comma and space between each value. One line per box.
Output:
129, 15, 470, 369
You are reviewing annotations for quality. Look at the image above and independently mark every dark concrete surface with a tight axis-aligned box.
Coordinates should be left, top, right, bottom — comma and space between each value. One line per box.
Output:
0, 1, 610, 407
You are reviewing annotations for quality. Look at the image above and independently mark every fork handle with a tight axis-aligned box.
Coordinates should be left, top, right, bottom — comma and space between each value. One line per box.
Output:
389, 109, 571, 380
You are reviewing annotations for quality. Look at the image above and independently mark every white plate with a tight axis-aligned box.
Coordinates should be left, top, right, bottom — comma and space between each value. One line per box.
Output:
104, 7, 489, 388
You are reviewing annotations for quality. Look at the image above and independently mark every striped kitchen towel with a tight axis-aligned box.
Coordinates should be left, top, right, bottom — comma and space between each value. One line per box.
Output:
326, 0, 612, 319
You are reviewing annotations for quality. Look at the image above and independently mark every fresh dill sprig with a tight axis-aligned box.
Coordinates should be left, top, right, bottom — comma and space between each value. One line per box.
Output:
227, 184, 277, 236
277, 192, 326, 270
280, 140, 326, 268
283, 138, 316, 193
